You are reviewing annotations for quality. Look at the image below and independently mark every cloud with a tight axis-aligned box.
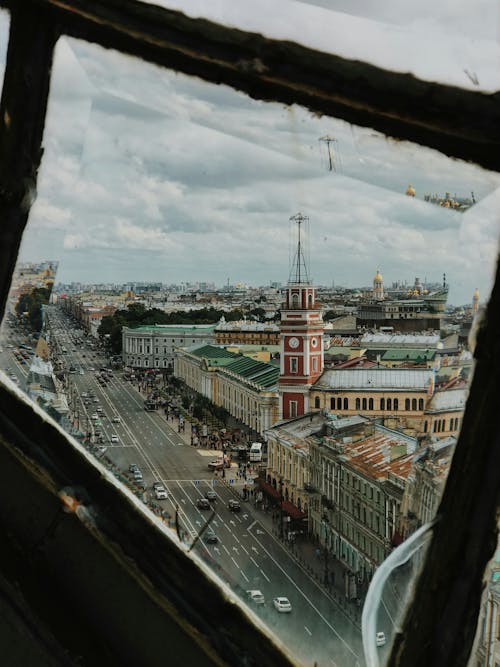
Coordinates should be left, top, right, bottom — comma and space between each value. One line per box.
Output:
13, 29, 500, 307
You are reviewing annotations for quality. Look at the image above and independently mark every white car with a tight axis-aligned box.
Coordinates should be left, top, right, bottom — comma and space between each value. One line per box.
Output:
111, 434, 119, 443
273, 597, 292, 613
111, 416, 121, 423
246, 590, 265, 605
376, 632, 386, 647
154, 487, 168, 500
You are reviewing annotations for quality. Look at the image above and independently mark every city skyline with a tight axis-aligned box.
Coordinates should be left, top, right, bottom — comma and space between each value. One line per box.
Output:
1, 8, 498, 308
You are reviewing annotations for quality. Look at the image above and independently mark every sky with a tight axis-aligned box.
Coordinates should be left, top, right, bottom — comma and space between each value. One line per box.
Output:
1, 4, 499, 306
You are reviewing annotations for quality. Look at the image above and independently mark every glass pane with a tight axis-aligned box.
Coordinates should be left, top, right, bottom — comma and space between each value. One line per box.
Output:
149, 0, 500, 92
0, 9, 8, 87
2, 34, 498, 667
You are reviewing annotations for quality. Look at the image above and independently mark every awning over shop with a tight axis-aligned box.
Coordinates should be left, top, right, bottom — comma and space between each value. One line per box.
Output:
280, 500, 307, 520
258, 480, 281, 500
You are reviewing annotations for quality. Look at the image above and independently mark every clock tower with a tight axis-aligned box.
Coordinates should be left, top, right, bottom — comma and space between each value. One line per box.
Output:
279, 213, 324, 420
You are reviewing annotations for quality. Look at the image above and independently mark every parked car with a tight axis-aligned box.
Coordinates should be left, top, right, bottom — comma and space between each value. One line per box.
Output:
273, 597, 292, 613
228, 499, 241, 512
246, 590, 265, 604
205, 489, 217, 501
111, 434, 119, 443
154, 486, 168, 500
111, 416, 120, 423
152, 481, 164, 491
196, 498, 210, 510
133, 470, 143, 480
129, 463, 138, 473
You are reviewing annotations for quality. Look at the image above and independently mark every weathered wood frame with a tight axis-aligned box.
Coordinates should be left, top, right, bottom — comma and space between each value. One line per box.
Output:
0, 2, 498, 666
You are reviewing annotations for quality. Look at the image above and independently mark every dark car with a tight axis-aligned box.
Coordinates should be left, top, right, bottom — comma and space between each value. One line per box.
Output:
197, 498, 210, 510
204, 529, 218, 544
228, 499, 241, 512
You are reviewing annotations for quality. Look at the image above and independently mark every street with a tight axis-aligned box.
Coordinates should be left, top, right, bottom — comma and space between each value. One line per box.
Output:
0, 306, 388, 667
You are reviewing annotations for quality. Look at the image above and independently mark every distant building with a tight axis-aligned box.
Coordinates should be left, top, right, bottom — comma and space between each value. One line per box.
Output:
214, 319, 280, 346
122, 324, 216, 370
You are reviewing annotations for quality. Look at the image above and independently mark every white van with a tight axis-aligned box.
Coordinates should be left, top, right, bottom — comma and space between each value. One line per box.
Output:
249, 442, 263, 462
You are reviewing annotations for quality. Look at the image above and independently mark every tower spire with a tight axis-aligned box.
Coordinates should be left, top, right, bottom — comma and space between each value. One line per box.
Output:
289, 212, 310, 284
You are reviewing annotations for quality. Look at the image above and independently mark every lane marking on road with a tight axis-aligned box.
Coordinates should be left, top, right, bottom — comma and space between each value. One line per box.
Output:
304, 626, 312, 636
248, 520, 257, 531
250, 557, 259, 568
241, 570, 249, 582
260, 568, 270, 582
240, 545, 249, 555
250, 532, 360, 661
231, 557, 239, 569
222, 545, 230, 556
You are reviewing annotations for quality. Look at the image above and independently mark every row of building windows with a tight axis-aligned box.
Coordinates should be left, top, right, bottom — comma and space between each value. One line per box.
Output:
313, 396, 425, 411
424, 416, 460, 433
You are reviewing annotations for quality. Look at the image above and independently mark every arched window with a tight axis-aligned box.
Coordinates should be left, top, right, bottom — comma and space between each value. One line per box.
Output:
405, 398, 411, 411
368, 398, 374, 410
337, 397, 342, 410
433, 421, 437, 432
380, 398, 385, 410
418, 398, 424, 411
387, 398, 392, 411
362, 398, 367, 410
355, 398, 361, 410
423, 420, 428, 433
344, 397, 348, 410
291, 293, 299, 307
412, 398, 417, 410
314, 396, 320, 409
308, 293, 313, 307
330, 397, 335, 410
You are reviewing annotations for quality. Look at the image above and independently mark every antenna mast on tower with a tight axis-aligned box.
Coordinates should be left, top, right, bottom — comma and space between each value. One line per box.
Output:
289, 212, 310, 284
319, 135, 338, 172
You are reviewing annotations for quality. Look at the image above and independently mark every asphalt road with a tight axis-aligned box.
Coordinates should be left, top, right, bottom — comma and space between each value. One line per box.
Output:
1, 307, 375, 667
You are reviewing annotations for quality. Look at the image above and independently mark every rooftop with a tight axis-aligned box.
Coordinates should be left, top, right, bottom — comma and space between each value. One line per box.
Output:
315, 368, 435, 391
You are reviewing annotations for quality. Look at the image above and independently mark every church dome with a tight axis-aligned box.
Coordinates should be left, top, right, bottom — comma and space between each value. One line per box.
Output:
406, 184, 416, 197
374, 269, 383, 283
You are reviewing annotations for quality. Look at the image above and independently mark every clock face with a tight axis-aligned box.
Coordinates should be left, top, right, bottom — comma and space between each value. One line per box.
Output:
311, 337, 318, 348
289, 336, 300, 349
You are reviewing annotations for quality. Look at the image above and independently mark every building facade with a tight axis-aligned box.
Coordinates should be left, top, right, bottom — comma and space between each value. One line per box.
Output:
122, 324, 216, 370
308, 417, 416, 588
279, 215, 324, 420
174, 344, 279, 436
214, 319, 280, 345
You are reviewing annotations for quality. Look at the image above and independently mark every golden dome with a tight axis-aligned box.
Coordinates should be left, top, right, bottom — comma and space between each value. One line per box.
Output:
374, 268, 383, 283
405, 184, 416, 197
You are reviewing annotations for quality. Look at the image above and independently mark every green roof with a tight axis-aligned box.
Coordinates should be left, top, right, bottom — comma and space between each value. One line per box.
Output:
189, 344, 239, 367
189, 345, 279, 388
223, 355, 279, 389
127, 324, 216, 333
382, 349, 436, 362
